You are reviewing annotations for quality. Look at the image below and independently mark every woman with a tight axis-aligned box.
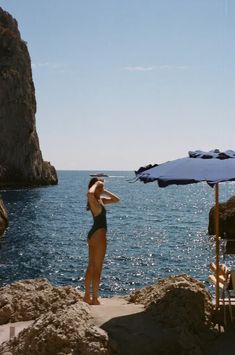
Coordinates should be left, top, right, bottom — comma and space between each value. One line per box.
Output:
84, 177, 120, 305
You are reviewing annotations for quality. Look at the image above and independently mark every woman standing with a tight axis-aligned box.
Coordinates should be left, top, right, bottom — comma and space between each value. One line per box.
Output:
84, 177, 120, 305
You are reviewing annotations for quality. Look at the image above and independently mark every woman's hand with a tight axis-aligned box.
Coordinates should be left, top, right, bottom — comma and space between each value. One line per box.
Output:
95, 181, 104, 188
95, 181, 104, 195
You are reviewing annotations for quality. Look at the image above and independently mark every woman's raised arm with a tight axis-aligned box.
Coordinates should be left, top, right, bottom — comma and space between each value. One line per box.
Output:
102, 189, 120, 204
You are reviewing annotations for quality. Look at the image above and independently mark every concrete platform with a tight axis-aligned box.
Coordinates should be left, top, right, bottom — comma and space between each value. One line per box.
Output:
0, 321, 33, 345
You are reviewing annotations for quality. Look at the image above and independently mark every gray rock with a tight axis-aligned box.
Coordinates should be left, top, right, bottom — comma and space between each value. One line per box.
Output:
208, 196, 235, 238
0, 304, 109, 355
0, 276, 218, 355
128, 274, 217, 355
0, 278, 110, 354
0, 278, 83, 324
0, 7, 57, 187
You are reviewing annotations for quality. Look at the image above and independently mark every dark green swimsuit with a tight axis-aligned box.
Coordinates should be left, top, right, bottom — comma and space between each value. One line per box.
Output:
88, 205, 107, 240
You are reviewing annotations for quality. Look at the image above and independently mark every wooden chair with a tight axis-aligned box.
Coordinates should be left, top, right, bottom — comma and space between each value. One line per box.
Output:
208, 262, 234, 327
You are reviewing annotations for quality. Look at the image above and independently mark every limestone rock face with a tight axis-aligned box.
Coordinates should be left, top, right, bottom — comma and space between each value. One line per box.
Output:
0, 278, 83, 324
0, 7, 57, 187
0, 304, 109, 355
128, 274, 216, 355
0, 279, 109, 355
0, 197, 8, 235
208, 196, 235, 238
0, 276, 219, 355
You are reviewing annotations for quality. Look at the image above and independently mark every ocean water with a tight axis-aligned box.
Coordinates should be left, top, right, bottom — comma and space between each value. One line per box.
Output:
0, 170, 235, 297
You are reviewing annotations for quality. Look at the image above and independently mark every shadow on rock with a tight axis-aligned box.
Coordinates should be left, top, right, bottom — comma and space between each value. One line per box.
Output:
121, 274, 218, 355
102, 310, 181, 355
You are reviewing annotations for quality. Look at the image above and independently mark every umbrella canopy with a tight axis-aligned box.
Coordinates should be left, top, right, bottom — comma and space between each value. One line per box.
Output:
136, 150, 235, 187
135, 149, 235, 309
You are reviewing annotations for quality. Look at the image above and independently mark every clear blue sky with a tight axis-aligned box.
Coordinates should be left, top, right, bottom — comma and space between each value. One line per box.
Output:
1, 0, 234, 170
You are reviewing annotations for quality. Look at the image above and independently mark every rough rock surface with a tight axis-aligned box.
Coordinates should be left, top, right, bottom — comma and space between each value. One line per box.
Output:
128, 274, 217, 355
0, 279, 109, 355
208, 196, 235, 238
0, 197, 8, 235
0, 278, 83, 324
0, 304, 109, 355
0, 276, 219, 355
0, 7, 57, 187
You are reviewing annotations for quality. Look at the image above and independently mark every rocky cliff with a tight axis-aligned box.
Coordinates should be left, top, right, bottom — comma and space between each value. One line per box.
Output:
208, 196, 235, 238
0, 7, 57, 187
0, 196, 8, 235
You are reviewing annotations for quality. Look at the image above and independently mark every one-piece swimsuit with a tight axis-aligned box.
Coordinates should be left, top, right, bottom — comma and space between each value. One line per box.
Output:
88, 205, 107, 240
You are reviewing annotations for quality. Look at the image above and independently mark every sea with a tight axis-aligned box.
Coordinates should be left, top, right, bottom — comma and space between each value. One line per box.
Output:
0, 170, 235, 297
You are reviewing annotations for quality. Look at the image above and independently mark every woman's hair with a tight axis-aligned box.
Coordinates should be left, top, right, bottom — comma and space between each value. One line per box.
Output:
88, 177, 99, 189
86, 177, 99, 210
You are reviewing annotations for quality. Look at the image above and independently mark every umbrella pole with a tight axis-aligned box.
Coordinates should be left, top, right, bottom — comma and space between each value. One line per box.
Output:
215, 183, 220, 309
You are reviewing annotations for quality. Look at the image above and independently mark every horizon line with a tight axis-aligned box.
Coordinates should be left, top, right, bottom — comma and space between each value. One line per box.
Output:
56, 169, 135, 172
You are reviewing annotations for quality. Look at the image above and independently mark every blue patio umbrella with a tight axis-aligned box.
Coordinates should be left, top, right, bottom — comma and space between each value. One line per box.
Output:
135, 149, 235, 308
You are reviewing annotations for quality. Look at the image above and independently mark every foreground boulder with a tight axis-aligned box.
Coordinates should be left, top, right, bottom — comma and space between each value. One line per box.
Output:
0, 278, 83, 324
0, 197, 8, 235
208, 196, 235, 238
0, 276, 218, 355
128, 274, 217, 355
0, 7, 57, 187
0, 279, 109, 355
0, 304, 109, 355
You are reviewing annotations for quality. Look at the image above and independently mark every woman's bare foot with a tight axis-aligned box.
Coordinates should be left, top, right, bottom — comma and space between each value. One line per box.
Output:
92, 298, 101, 305
83, 295, 92, 305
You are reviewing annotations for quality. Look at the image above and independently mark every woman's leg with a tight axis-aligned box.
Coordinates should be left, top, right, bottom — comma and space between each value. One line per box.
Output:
83, 242, 95, 304
89, 230, 107, 305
